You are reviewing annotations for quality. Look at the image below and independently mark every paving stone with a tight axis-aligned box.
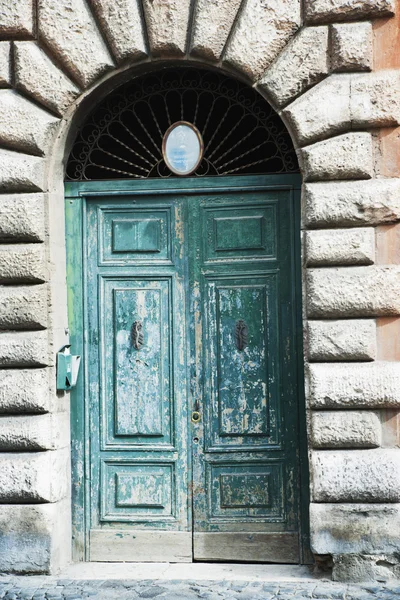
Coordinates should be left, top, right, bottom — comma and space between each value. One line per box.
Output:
139, 587, 168, 598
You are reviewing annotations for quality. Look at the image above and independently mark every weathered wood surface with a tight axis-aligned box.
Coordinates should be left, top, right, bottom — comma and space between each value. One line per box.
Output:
194, 532, 300, 563
90, 530, 192, 562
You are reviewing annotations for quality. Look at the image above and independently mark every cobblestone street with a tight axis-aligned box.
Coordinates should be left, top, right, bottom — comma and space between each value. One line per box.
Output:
1, 577, 400, 600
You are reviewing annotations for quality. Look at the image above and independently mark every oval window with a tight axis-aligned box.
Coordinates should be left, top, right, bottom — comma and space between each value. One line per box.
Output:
162, 121, 203, 176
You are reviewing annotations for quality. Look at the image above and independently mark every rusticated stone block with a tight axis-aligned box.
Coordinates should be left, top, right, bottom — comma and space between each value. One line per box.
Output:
308, 362, 400, 408
0, 503, 64, 573
258, 26, 329, 107
0, 413, 69, 451
305, 227, 375, 266
223, 0, 301, 81
0, 150, 45, 193
333, 553, 400, 583
331, 22, 372, 72
307, 266, 400, 318
302, 133, 373, 182
191, 0, 242, 61
0, 90, 59, 156
311, 411, 381, 448
311, 449, 400, 502
38, 0, 114, 88
0, 331, 48, 367
308, 319, 376, 361
142, 0, 191, 56
283, 75, 351, 145
14, 42, 79, 117
305, 0, 394, 24
0, 42, 10, 87
0, 448, 68, 502
304, 179, 400, 228
0, 369, 50, 414
0, 285, 48, 329
89, 0, 146, 63
0, 244, 47, 283
0, 193, 45, 242
351, 71, 400, 128
311, 503, 400, 555
0, 0, 34, 38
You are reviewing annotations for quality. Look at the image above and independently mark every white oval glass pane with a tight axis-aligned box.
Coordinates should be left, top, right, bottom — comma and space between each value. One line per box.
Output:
164, 123, 202, 175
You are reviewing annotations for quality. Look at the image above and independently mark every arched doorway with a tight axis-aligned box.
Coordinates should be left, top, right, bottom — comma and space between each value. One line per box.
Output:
65, 66, 306, 563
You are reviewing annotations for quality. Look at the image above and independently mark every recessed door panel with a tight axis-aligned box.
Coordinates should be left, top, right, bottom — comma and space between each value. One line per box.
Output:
101, 278, 173, 446
101, 460, 176, 521
99, 207, 172, 265
205, 277, 279, 449
204, 204, 277, 262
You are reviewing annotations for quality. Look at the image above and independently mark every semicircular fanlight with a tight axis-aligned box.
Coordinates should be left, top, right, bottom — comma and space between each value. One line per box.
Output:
66, 67, 299, 181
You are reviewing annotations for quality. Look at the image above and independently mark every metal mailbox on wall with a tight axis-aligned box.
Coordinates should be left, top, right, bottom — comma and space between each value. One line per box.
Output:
56, 345, 81, 391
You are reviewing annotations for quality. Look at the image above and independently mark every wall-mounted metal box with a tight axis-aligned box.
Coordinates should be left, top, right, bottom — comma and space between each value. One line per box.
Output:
56, 345, 81, 391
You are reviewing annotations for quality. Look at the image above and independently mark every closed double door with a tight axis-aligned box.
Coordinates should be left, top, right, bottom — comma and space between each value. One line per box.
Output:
69, 177, 303, 563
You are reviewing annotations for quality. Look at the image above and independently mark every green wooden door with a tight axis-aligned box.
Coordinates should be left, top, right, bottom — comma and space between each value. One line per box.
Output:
66, 176, 305, 563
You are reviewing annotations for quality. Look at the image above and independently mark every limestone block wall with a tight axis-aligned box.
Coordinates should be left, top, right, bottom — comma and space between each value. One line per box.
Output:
0, 0, 399, 581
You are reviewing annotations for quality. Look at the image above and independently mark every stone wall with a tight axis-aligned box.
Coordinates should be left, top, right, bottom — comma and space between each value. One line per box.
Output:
0, 0, 399, 581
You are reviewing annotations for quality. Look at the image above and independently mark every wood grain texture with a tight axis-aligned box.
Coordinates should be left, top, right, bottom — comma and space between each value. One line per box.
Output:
194, 532, 300, 563
90, 530, 192, 561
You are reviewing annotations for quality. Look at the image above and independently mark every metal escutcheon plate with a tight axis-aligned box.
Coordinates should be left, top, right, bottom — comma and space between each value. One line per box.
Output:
191, 411, 201, 423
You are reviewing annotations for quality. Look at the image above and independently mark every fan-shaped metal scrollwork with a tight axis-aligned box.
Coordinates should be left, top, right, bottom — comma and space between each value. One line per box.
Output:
66, 67, 299, 181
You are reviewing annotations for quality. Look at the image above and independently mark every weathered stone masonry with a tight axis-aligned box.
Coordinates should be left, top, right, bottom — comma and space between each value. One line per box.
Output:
0, 0, 399, 581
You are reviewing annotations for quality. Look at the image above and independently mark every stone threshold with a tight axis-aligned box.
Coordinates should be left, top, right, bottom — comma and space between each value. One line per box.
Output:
54, 562, 324, 582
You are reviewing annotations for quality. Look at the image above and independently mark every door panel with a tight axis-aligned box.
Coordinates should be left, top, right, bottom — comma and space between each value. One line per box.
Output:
85, 197, 191, 562
102, 278, 173, 445
70, 178, 303, 563
190, 190, 300, 562
206, 276, 278, 448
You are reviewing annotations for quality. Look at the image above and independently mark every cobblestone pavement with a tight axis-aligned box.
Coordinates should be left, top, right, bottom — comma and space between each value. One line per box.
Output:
1, 577, 400, 600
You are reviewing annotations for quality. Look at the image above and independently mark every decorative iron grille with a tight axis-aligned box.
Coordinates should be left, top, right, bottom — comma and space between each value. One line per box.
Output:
66, 67, 299, 181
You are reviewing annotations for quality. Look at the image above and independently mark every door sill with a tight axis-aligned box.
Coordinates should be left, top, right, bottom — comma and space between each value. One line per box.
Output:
60, 562, 318, 582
